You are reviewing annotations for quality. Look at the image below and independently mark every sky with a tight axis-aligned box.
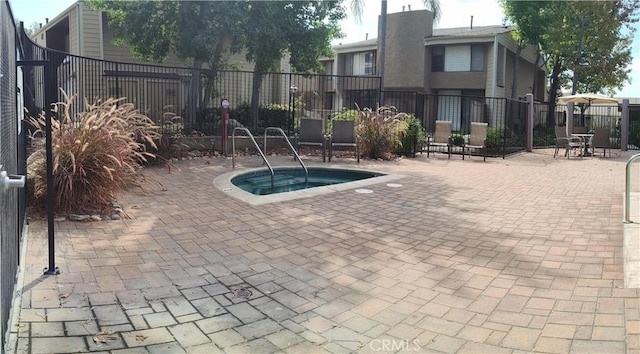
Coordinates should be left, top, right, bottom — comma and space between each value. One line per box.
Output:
8, 0, 639, 97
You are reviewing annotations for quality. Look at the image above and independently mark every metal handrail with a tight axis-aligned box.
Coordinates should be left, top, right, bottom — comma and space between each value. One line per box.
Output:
624, 153, 640, 222
232, 127, 274, 188
264, 127, 308, 184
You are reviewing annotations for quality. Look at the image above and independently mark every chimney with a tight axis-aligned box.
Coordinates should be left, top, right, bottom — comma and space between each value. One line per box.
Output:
366, 33, 368, 40
402, 5, 405, 12
470, 16, 474, 29
408, 4, 411, 10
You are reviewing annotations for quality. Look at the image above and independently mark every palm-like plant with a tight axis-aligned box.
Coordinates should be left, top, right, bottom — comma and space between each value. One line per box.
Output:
349, 0, 441, 89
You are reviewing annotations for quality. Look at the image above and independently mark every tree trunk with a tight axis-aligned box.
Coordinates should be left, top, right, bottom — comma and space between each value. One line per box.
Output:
250, 66, 264, 132
377, 0, 387, 106
547, 59, 563, 126
510, 44, 522, 100
200, 40, 226, 109
531, 51, 541, 100
185, 59, 203, 129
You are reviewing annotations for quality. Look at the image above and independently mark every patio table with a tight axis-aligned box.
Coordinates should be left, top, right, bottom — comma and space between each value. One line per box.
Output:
572, 133, 594, 156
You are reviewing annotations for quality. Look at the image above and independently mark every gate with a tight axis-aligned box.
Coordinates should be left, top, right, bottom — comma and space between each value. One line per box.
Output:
0, 1, 28, 348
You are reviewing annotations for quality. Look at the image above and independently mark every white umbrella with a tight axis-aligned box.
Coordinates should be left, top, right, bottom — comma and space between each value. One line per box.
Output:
559, 93, 619, 105
559, 93, 619, 130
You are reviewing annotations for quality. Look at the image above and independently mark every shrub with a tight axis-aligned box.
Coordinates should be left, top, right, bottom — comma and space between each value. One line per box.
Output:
533, 124, 555, 147
450, 133, 465, 147
26, 90, 160, 213
486, 126, 504, 149
329, 108, 358, 132
260, 104, 290, 132
195, 107, 220, 135
356, 106, 404, 160
395, 114, 426, 157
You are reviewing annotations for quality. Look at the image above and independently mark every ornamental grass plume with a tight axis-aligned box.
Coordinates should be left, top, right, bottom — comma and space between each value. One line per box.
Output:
355, 105, 404, 160
26, 89, 160, 213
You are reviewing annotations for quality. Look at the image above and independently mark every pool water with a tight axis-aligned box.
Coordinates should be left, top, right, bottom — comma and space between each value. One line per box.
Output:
231, 167, 385, 195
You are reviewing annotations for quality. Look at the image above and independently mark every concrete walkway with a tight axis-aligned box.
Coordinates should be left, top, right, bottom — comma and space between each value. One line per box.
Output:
7, 149, 640, 353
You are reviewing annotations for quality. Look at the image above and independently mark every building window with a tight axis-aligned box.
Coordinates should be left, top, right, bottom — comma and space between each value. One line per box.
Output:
471, 44, 484, 72
343, 54, 354, 75
343, 51, 376, 76
364, 52, 376, 75
432, 46, 444, 72
431, 45, 485, 72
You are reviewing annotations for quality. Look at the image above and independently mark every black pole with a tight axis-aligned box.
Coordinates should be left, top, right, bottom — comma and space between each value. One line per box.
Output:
43, 57, 59, 275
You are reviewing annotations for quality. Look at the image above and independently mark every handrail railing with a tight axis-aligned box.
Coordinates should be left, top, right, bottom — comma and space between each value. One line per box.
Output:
264, 127, 308, 184
232, 127, 274, 188
624, 153, 640, 222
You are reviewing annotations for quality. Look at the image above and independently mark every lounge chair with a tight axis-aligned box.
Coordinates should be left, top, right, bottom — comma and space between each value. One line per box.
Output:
554, 126, 583, 159
463, 122, 488, 161
295, 119, 326, 162
328, 120, 359, 163
590, 128, 611, 158
425, 120, 452, 159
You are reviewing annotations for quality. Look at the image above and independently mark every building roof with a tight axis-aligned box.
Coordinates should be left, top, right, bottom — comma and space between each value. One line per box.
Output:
333, 38, 377, 50
430, 25, 513, 39
332, 25, 513, 52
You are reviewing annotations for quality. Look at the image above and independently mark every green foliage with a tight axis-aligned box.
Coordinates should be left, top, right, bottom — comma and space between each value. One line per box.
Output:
26, 90, 159, 213
195, 107, 220, 135
242, 2, 345, 75
229, 102, 290, 134
356, 106, 404, 160
501, 0, 638, 96
486, 126, 524, 151
260, 104, 290, 132
533, 124, 556, 147
629, 125, 640, 149
395, 114, 426, 157
328, 108, 358, 132
88, 1, 240, 64
486, 126, 504, 149
450, 134, 465, 147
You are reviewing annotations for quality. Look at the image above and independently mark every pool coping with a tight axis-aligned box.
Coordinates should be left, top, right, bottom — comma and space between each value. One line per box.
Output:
213, 165, 406, 205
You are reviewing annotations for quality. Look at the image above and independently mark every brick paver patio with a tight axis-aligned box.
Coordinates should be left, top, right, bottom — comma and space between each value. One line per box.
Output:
7, 149, 640, 353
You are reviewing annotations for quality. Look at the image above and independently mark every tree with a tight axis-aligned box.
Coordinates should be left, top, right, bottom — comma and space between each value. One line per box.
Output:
87, 0, 245, 119
88, 0, 344, 130
16, 20, 40, 37
238, 1, 344, 129
348, 0, 441, 93
501, 0, 638, 124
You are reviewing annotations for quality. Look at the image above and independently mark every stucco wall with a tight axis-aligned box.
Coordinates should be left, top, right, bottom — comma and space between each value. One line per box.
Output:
383, 10, 433, 90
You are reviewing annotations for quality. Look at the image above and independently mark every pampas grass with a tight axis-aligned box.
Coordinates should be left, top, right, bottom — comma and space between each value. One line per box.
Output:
27, 89, 160, 213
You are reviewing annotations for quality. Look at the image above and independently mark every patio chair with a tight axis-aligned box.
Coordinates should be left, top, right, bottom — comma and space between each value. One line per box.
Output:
462, 122, 488, 161
425, 120, 452, 159
590, 127, 611, 158
295, 118, 327, 162
554, 126, 583, 159
328, 120, 360, 163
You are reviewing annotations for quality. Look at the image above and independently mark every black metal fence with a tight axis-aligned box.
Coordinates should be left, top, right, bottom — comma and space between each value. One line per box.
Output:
18, 46, 385, 137
533, 101, 624, 149
0, 1, 28, 348
419, 94, 528, 157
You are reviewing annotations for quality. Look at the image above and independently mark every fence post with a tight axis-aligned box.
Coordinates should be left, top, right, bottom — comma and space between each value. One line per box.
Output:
622, 99, 629, 151
526, 93, 533, 152
566, 102, 574, 136
43, 58, 59, 275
